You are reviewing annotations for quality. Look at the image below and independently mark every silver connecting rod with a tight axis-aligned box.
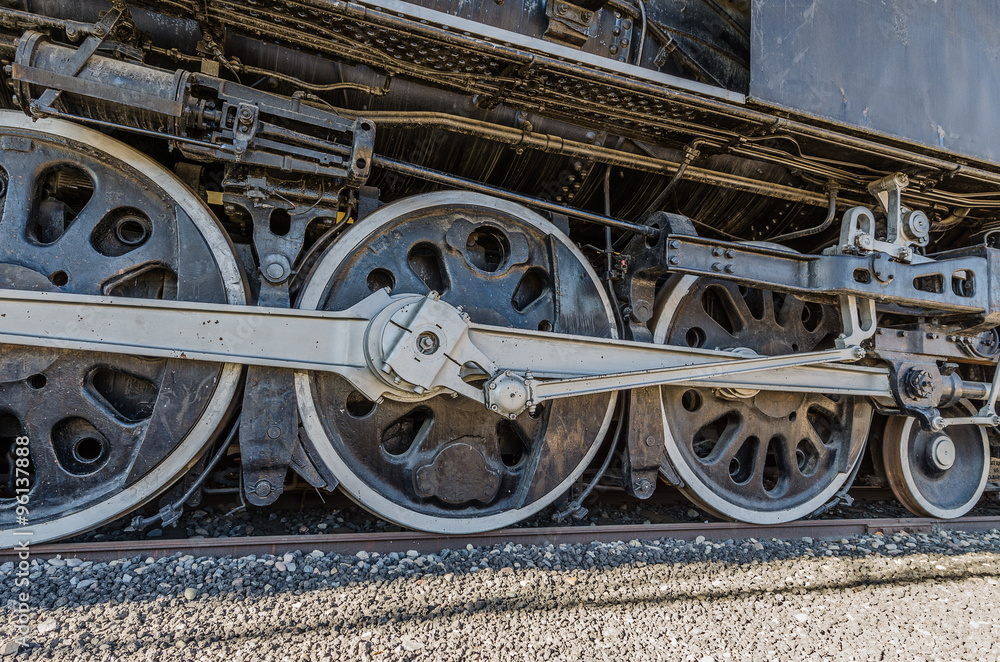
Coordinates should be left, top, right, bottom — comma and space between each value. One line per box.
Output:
0, 287, 917, 417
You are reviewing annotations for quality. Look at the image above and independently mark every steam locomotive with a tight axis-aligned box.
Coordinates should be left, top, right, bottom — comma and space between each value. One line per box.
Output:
2, 0, 999, 544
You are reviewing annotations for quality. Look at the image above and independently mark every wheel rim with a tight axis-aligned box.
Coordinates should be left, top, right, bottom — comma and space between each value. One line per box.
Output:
0, 112, 244, 545
652, 275, 872, 523
296, 192, 617, 533
883, 401, 989, 519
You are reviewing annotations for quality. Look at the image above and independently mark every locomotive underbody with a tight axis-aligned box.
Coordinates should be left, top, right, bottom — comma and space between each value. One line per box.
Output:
3, 0, 1000, 544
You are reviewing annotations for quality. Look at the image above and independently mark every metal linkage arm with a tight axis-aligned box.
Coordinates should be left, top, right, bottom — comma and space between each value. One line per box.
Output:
663, 235, 997, 318
524, 347, 863, 402
0, 289, 374, 372
7, 287, 999, 426
0, 289, 892, 410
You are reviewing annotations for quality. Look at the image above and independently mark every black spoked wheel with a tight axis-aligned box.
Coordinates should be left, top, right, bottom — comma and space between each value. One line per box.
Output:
0, 113, 244, 545
296, 192, 617, 533
652, 275, 873, 523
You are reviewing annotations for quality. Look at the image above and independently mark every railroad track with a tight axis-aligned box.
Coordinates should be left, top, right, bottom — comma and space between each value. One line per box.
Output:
5, 515, 999, 563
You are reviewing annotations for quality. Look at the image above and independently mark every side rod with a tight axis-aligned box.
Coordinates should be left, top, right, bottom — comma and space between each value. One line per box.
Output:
0, 289, 893, 403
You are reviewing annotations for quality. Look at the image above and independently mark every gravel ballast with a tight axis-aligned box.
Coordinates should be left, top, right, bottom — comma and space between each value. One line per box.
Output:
4, 528, 1000, 660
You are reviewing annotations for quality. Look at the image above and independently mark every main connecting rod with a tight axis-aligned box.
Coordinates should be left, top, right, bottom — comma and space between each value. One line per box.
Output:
0, 287, 931, 416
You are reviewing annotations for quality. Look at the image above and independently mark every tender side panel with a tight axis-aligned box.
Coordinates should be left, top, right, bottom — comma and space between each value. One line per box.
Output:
751, 0, 1000, 164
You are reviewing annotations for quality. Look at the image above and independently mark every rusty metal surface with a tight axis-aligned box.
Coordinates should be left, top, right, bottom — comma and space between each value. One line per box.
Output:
4, 516, 999, 562
751, 0, 1000, 164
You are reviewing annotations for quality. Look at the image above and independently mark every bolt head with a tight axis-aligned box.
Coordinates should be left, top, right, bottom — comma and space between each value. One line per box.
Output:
904, 368, 935, 399
265, 263, 285, 280
415, 332, 440, 355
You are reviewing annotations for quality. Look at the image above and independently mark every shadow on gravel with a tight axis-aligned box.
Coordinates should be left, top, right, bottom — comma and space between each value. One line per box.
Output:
13, 549, 1000, 656
9, 545, 1000, 642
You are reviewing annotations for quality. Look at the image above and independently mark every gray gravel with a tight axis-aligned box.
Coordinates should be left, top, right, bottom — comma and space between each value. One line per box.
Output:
4, 528, 1000, 660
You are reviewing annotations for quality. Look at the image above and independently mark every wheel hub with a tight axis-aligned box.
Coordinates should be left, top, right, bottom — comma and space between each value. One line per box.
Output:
929, 434, 956, 471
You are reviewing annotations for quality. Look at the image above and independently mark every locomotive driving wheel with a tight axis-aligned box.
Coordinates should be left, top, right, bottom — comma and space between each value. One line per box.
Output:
296, 192, 617, 533
652, 275, 873, 523
882, 401, 989, 518
0, 113, 244, 545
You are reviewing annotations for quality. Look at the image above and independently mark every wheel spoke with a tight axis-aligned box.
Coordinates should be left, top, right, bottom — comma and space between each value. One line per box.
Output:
0, 178, 33, 247
698, 417, 747, 478
719, 282, 758, 328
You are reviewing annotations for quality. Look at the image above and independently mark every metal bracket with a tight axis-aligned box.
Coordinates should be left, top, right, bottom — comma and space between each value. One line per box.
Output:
662, 233, 996, 321
623, 387, 665, 499
544, 1, 597, 48
836, 294, 877, 349
232, 103, 259, 159
240, 367, 299, 506
229, 179, 316, 507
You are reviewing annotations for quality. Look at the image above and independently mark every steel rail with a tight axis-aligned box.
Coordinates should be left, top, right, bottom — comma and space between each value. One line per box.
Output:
4, 516, 998, 562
